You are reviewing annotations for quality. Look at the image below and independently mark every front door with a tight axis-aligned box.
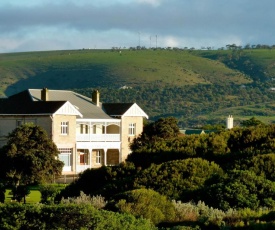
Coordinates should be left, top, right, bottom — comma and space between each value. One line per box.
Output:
80, 154, 85, 165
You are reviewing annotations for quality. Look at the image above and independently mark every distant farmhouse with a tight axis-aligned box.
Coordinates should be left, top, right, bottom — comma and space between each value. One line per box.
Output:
0, 88, 148, 175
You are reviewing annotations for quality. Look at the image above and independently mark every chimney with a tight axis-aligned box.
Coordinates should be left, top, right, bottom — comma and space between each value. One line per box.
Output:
92, 90, 100, 106
41, 88, 49, 101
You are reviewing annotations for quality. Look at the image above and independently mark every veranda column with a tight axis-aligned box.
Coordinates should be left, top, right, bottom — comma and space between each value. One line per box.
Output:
104, 148, 107, 166
89, 148, 93, 168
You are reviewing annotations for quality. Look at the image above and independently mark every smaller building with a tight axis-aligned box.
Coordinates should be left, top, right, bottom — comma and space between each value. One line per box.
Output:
226, 115, 234, 129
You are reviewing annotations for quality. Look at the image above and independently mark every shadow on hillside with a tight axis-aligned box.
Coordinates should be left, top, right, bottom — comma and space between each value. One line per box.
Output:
5, 67, 116, 96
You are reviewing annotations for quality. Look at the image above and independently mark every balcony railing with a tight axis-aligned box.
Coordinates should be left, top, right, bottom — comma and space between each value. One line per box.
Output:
76, 164, 90, 173
76, 134, 120, 142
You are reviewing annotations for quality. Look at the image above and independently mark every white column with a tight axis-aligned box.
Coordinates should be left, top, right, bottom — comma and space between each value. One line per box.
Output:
104, 148, 107, 166
89, 148, 93, 168
118, 149, 121, 164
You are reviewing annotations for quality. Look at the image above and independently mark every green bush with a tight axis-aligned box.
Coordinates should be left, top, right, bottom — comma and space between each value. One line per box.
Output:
134, 158, 223, 201
0, 203, 155, 230
110, 188, 175, 225
39, 184, 60, 204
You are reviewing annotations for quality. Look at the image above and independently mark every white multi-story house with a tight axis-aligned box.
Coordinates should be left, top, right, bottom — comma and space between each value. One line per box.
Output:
0, 88, 148, 175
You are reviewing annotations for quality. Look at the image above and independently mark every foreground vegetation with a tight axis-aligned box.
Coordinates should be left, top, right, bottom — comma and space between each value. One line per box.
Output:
47, 118, 275, 229
2, 119, 275, 228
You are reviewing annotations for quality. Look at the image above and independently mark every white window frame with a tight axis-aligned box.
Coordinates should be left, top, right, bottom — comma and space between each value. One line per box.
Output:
58, 148, 72, 167
128, 123, 136, 136
96, 150, 101, 164
61, 121, 69, 135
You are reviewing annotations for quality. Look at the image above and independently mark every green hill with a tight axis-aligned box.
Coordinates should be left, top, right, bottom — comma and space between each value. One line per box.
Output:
1, 48, 275, 126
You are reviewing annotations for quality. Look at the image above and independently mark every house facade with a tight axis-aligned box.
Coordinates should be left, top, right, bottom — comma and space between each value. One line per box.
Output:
0, 88, 148, 175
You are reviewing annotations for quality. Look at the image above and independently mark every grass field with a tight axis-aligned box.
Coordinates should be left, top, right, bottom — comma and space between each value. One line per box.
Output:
5, 187, 41, 203
3, 184, 67, 204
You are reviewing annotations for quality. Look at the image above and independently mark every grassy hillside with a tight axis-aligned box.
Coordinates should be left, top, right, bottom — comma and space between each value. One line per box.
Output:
0, 49, 250, 96
1, 48, 275, 126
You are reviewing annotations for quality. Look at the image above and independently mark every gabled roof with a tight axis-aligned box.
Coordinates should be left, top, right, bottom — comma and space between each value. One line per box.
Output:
102, 103, 148, 119
0, 90, 81, 117
102, 103, 134, 116
1, 89, 148, 119
0, 99, 67, 115
28, 89, 113, 119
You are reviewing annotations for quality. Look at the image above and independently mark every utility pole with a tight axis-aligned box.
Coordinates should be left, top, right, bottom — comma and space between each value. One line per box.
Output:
138, 32, 141, 48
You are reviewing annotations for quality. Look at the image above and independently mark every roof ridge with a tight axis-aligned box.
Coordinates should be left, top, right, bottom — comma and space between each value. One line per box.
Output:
29, 88, 73, 93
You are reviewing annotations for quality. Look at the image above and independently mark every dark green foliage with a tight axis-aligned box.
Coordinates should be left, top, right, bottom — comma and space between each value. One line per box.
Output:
57, 162, 140, 200
240, 153, 275, 181
0, 182, 5, 203
0, 203, 155, 230
12, 185, 30, 203
0, 123, 64, 187
202, 170, 275, 210
128, 125, 275, 170
39, 184, 60, 204
130, 117, 180, 152
109, 188, 175, 225
134, 159, 223, 201
241, 117, 264, 127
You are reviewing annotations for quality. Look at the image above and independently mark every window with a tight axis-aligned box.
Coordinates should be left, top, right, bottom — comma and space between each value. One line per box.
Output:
80, 124, 88, 134
58, 148, 72, 166
96, 151, 101, 164
128, 123, 136, 136
61, 122, 69, 135
16, 120, 23, 127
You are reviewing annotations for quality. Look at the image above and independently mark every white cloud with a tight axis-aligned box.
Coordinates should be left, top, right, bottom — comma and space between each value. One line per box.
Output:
163, 36, 180, 48
136, 0, 162, 7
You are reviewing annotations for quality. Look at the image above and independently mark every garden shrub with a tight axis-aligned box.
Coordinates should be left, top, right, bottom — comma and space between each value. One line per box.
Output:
111, 188, 175, 225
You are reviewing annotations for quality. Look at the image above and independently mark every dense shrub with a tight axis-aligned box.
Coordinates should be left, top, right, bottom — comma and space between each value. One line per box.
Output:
61, 191, 107, 209
134, 158, 223, 201
202, 170, 275, 210
109, 188, 175, 225
57, 162, 139, 200
172, 200, 225, 227
0, 203, 155, 230
39, 184, 62, 204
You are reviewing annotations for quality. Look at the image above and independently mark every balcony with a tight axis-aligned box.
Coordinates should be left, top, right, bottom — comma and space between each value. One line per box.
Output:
76, 164, 90, 173
76, 134, 120, 142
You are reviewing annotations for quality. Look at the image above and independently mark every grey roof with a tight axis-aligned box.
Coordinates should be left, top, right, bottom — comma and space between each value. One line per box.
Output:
102, 103, 134, 116
0, 91, 67, 115
28, 89, 114, 119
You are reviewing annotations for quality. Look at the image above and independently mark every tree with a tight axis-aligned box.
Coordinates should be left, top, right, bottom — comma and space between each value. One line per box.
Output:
240, 117, 264, 127
202, 170, 275, 210
130, 117, 179, 152
0, 123, 64, 195
133, 158, 223, 201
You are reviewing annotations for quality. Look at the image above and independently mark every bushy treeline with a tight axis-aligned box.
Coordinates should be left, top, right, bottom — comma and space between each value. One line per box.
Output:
128, 124, 275, 170
0, 203, 155, 230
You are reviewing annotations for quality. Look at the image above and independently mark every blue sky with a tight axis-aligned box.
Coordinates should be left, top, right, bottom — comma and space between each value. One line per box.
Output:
0, 0, 274, 53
